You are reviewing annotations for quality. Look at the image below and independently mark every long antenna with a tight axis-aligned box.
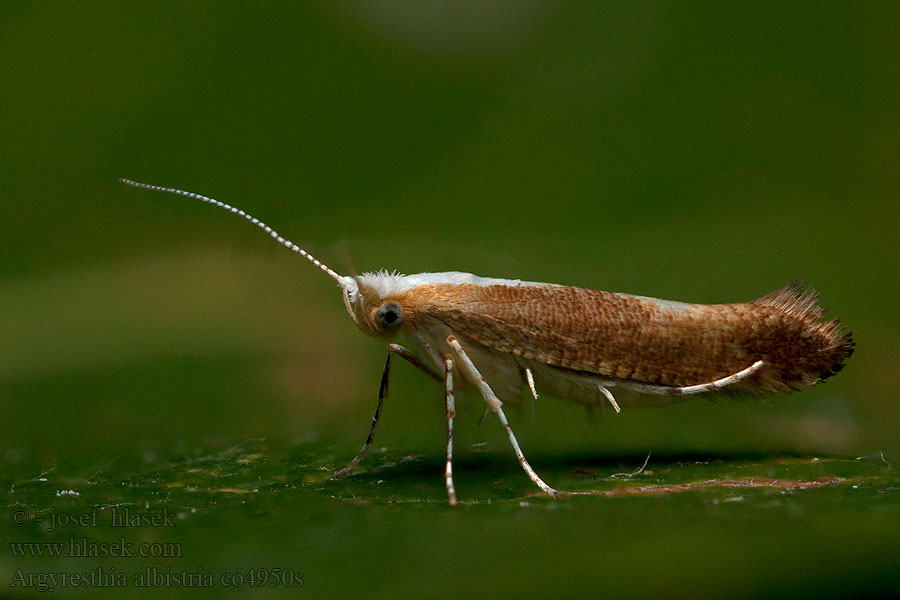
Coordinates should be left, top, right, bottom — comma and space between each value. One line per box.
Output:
120, 178, 350, 286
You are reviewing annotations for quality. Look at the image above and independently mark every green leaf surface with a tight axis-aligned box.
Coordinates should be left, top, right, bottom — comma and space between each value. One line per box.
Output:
4, 442, 899, 598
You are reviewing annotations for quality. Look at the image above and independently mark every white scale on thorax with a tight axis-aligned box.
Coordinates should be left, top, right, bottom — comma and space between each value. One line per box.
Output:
352, 270, 559, 300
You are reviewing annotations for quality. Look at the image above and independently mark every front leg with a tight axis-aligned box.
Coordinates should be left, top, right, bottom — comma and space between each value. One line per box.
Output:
333, 344, 440, 479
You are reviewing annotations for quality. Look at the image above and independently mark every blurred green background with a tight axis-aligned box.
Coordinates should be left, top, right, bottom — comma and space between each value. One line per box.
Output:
2, 2, 899, 598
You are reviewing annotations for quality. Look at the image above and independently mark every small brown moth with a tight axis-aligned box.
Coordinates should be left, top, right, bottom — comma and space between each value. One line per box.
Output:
122, 179, 854, 504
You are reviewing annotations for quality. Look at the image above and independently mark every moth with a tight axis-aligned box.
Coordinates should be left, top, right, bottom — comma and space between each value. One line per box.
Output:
122, 179, 854, 505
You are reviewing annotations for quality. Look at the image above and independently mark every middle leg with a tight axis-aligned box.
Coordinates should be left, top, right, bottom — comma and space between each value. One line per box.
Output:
446, 336, 567, 499
444, 355, 458, 506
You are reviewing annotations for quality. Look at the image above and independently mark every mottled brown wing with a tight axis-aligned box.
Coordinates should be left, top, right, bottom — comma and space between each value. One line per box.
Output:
403, 282, 852, 392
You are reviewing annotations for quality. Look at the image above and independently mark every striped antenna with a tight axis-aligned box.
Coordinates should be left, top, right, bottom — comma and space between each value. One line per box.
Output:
120, 178, 350, 286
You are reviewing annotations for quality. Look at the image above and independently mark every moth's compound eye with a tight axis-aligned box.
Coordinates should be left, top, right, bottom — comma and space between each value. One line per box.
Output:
376, 302, 404, 329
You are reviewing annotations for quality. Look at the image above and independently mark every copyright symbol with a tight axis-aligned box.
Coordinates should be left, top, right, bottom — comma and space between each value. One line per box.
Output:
10, 508, 29, 527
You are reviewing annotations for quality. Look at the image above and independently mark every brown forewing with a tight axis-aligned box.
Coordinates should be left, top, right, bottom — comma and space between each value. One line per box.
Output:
399, 282, 852, 392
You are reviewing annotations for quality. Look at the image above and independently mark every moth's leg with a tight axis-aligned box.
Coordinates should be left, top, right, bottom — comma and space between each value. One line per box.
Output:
669, 360, 764, 395
627, 360, 765, 397
333, 352, 393, 478
333, 344, 441, 478
524, 367, 538, 421
446, 336, 568, 499
387, 343, 442, 382
598, 384, 621, 413
444, 355, 458, 506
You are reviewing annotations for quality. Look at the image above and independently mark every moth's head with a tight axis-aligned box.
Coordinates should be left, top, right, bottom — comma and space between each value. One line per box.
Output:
340, 272, 412, 338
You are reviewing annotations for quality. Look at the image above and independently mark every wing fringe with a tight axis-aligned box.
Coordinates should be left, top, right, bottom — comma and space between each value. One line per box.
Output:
753, 278, 855, 381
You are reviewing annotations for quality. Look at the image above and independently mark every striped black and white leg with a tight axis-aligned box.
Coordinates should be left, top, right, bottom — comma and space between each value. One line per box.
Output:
334, 344, 442, 478
446, 336, 567, 499
444, 355, 458, 506
333, 352, 393, 478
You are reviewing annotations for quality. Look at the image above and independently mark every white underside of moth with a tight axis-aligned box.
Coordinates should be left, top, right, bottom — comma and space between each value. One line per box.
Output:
404, 314, 754, 411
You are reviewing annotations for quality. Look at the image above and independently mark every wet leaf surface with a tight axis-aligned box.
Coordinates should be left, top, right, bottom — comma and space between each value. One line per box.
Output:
3, 442, 899, 598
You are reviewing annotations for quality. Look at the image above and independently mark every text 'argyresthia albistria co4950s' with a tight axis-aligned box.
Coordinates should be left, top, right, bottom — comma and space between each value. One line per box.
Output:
122, 179, 854, 505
